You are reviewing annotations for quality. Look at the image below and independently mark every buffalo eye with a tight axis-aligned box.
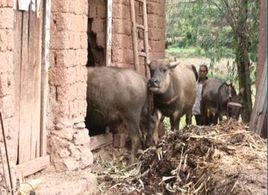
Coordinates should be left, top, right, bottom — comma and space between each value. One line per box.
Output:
161, 68, 167, 73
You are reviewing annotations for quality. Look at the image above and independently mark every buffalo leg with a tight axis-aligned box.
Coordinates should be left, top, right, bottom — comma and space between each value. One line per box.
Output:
186, 112, 192, 126
146, 110, 161, 147
126, 117, 141, 164
171, 116, 181, 131
218, 113, 223, 121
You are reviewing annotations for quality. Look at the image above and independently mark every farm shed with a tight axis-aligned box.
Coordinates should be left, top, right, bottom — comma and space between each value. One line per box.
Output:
0, 0, 165, 182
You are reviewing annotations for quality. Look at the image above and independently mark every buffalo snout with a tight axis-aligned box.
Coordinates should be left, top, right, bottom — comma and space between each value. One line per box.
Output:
148, 78, 160, 88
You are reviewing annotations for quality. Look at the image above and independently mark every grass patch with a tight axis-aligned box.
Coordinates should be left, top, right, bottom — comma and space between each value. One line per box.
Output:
166, 46, 206, 58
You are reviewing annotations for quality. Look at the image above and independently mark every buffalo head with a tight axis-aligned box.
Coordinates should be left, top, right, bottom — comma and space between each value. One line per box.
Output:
148, 60, 179, 94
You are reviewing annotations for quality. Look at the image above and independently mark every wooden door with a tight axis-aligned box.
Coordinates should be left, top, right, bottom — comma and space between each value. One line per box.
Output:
14, 0, 49, 177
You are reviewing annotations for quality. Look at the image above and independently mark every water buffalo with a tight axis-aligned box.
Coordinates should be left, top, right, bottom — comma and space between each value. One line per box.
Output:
85, 66, 150, 163
148, 59, 198, 131
201, 78, 243, 124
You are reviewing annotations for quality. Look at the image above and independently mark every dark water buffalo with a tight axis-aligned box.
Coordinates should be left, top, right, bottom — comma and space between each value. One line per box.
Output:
148, 60, 198, 132
201, 78, 243, 124
86, 66, 149, 163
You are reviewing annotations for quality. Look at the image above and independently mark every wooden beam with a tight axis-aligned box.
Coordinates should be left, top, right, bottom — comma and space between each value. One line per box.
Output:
137, 24, 145, 29
90, 133, 113, 151
16, 155, 50, 177
143, 0, 150, 78
130, 0, 140, 72
106, 0, 113, 66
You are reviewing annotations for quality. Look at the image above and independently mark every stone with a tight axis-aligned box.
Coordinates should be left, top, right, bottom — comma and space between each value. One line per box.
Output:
68, 144, 81, 160
52, 128, 74, 141
73, 129, 90, 145
55, 122, 65, 130
58, 148, 71, 158
73, 122, 86, 129
62, 157, 79, 171
78, 147, 94, 169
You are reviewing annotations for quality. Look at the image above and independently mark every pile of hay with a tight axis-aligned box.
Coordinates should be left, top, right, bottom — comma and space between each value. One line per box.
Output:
98, 120, 267, 194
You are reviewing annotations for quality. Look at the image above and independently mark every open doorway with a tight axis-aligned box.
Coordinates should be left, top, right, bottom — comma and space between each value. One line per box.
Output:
86, 0, 107, 136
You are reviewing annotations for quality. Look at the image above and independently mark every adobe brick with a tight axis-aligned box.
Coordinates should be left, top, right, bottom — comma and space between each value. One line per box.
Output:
112, 4, 129, 19
57, 84, 76, 102
0, 51, 13, 73
1, 94, 14, 118
75, 49, 88, 66
0, 8, 13, 29
75, 66, 87, 83
51, 31, 81, 50
52, 49, 77, 67
0, 0, 12, 8
49, 67, 67, 86
113, 19, 131, 35
79, 33, 88, 49
51, 0, 72, 13
113, 34, 132, 50
52, 13, 87, 32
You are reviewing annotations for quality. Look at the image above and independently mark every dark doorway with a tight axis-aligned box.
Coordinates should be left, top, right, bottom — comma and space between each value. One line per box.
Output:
86, 1, 107, 136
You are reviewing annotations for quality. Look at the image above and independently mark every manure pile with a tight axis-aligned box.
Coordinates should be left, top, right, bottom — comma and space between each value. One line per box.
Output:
98, 120, 267, 195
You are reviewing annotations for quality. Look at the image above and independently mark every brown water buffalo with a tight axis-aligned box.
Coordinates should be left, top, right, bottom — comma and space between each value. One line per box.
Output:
85, 66, 150, 163
147, 60, 198, 132
201, 78, 243, 124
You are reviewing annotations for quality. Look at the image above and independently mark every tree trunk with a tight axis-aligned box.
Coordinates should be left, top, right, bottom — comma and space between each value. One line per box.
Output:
233, 0, 252, 123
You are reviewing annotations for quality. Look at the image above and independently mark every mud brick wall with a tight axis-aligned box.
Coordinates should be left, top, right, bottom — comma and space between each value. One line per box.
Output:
0, 1, 17, 191
0, 1, 17, 162
49, 0, 93, 171
112, 0, 165, 72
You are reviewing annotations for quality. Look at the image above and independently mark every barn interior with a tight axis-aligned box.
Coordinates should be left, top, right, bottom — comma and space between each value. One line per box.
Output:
86, 0, 107, 136
87, 0, 106, 68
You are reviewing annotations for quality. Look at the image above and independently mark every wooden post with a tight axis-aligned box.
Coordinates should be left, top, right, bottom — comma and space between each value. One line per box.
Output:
40, 0, 51, 156
106, 0, 113, 66
143, 0, 150, 78
130, 0, 140, 72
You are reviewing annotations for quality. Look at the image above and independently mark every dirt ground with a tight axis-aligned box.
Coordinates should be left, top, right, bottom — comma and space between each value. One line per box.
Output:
92, 120, 267, 195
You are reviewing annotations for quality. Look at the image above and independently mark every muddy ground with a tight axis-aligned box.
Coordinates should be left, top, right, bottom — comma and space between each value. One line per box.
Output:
92, 120, 266, 195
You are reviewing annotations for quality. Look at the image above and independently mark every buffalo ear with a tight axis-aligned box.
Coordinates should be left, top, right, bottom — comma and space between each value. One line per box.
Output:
169, 61, 180, 69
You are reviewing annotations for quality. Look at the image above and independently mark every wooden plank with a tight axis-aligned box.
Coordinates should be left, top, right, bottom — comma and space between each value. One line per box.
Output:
130, 0, 140, 72
28, 10, 36, 160
19, 11, 32, 163
14, 10, 23, 164
16, 155, 50, 177
40, 0, 50, 157
29, 9, 42, 160
90, 133, 113, 151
